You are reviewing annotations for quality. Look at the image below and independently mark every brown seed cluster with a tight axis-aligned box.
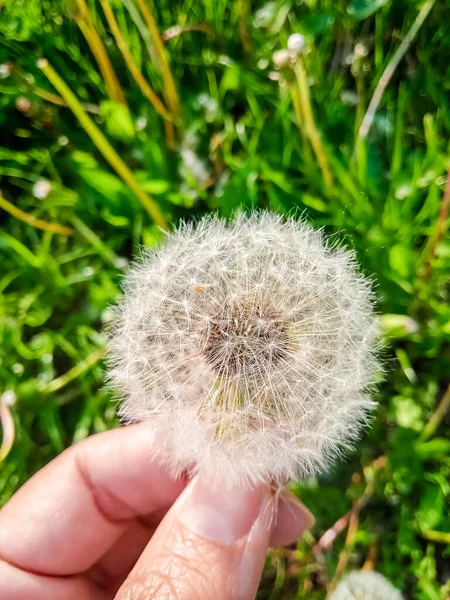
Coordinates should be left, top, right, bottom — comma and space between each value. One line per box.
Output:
202, 298, 290, 379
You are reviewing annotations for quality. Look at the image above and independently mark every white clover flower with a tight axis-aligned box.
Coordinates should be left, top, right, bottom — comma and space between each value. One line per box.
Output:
329, 571, 403, 600
107, 212, 380, 487
287, 33, 306, 57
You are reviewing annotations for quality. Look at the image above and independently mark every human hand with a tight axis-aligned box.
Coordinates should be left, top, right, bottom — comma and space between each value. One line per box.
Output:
0, 424, 314, 599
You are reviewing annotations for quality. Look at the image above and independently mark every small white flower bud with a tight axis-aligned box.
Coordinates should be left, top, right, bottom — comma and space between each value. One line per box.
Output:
328, 571, 403, 600
272, 49, 291, 70
32, 180, 52, 199
108, 212, 380, 488
354, 42, 368, 59
0, 63, 12, 79
1, 390, 17, 406
287, 33, 306, 56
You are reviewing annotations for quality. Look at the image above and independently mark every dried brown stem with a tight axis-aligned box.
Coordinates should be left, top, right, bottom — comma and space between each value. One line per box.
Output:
328, 503, 362, 592
421, 170, 450, 283
312, 456, 386, 557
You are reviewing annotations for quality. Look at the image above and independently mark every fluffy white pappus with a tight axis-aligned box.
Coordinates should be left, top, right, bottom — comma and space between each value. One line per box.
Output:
107, 212, 380, 487
328, 571, 403, 600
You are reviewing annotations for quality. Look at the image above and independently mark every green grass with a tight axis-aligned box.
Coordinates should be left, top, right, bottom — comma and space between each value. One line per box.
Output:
1, 0, 450, 597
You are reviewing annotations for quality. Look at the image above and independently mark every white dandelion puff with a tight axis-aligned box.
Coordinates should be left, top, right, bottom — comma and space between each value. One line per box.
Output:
107, 212, 380, 487
287, 33, 306, 57
328, 571, 403, 600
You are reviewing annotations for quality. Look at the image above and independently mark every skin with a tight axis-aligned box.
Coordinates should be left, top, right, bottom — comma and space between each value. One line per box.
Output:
0, 424, 314, 600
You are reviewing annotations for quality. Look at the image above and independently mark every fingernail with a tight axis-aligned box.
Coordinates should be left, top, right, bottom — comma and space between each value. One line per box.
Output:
178, 477, 268, 545
270, 489, 314, 547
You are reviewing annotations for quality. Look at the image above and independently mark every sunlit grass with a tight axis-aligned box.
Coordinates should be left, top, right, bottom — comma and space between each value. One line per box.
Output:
0, 0, 449, 597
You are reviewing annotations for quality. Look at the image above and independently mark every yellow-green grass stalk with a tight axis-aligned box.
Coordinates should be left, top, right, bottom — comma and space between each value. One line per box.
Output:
0, 397, 15, 463
236, 0, 251, 57
0, 193, 73, 236
74, 0, 127, 107
293, 57, 333, 190
99, 0, 170, 121
43, 348, 105, 397
355, 0, 436, 148
38, 59, 168, 230
34, 87, 100, 114
135, 0, 181, 125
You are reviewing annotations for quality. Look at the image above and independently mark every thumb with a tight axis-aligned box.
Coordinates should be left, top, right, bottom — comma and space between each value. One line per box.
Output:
115, 477, 309, 600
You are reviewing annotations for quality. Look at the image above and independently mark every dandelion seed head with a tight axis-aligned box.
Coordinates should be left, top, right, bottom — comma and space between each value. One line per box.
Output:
288, 33, 306, 56
328, 571, 403, 600
107, 212, 380, 487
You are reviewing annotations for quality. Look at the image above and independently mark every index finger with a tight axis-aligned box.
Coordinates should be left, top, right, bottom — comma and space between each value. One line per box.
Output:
0, 424, 186, 576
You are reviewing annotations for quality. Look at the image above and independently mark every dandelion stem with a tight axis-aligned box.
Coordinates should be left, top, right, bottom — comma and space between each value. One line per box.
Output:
135, 0, 181, 124
74, 0, 127, 106
0, 193, 73, 236
99, 0, 170, 120
0, 399, 15, 463
291, 84, 304, 128
354, 74, 367, 186
290, 83, 313, 161
38, 59, 168, 229
293, 57, 333, 190
355, 0, 435, 147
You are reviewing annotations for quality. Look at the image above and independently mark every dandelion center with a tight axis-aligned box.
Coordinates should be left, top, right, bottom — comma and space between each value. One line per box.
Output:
202, 297, 290, 378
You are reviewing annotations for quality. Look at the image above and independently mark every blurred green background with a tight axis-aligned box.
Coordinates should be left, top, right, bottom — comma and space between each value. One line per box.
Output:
0, 0, 449, 598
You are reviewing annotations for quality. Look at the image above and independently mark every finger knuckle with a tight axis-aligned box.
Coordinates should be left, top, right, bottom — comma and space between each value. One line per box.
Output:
116, 527, 231, 600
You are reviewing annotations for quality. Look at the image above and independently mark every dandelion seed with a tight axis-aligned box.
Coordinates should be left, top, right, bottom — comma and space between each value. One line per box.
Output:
107, 212, 380, 487
328, 571, 403, 600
